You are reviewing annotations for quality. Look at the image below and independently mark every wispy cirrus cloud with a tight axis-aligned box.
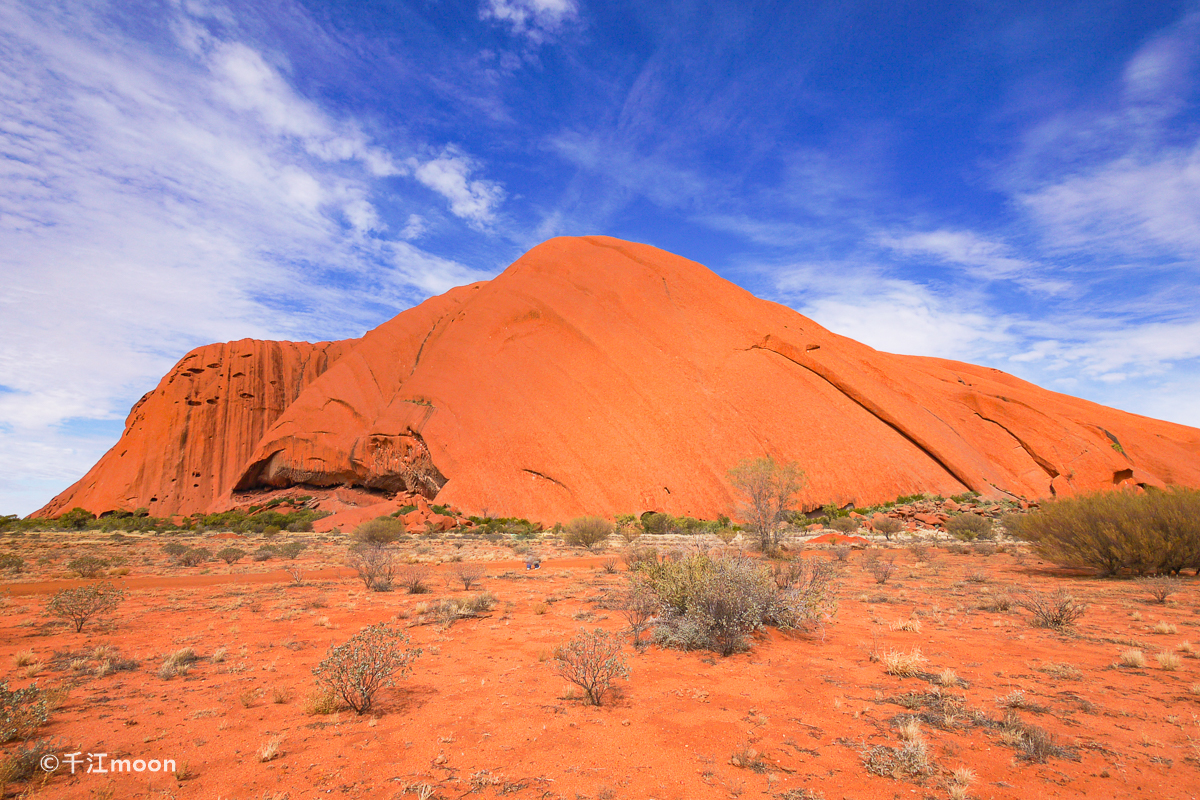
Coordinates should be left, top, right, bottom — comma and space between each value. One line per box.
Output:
0, 0, 500, 514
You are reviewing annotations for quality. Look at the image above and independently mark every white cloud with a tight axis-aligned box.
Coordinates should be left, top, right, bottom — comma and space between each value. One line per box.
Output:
773, 263, 1014, 361
879, 229, 1069, 293
1018, 143, 1200, 257
0, 0, 496, 515
411, 146, 506, 227
480, 0, 578, 41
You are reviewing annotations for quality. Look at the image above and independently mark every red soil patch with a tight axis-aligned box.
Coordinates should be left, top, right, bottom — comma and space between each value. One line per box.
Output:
3, 531, 1199, 799
807, 533, 870, 545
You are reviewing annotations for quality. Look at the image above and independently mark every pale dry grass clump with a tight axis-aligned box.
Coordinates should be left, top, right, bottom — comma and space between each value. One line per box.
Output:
11, 650, 35, 668
889, 617, 922, 633
1156, 651, 1182, 671
257, 734, 283, 762
1036, 661, 1082, 680
1119, 649, 1146, 668
882, 647, 928, 677
1153, 621, 1178, 635
936, 668, 960, 687
158, 647, 199, 679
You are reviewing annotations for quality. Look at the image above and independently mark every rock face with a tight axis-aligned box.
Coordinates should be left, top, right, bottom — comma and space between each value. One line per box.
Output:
37, 236, 1200, 521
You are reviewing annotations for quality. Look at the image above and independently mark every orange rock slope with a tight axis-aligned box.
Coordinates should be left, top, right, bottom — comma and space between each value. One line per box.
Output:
37, 236, 1200, 521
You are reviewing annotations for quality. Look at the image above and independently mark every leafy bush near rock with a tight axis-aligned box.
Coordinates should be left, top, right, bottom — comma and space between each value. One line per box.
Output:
564, 516, 614, 550
636, 553, 837, 656
1007, 488, 1200, 576
945, 513, 993, 541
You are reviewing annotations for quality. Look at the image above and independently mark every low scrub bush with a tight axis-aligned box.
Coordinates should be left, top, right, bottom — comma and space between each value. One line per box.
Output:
553, 628, 629, 706
564, 517, 614, 550
313, 623, 421, 714
637, 553, 837, 656
1014, 587, 1087, 630
177, 547, 211, 567
347, 542, 395, 591
216, 547, 246, 565
1007, 488, 1200, 576
46, 582, 124, 632
946, 513, 993, 541
830, 516, 860, 534
67, 554, 109, 578
1, 682, 51, 743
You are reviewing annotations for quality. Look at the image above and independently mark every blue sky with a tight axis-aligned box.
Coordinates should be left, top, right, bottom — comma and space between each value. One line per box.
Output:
3, 0, 1200, 515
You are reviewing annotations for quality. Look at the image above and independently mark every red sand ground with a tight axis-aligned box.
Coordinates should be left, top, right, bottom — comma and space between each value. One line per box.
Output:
2, 530, 1199, 799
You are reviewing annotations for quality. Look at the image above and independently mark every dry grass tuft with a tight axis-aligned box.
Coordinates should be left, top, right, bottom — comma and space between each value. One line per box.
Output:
1119, 649, 1146, 668
1152, 621, 1178, 635
882, 647, 928, 677
257, 734, 283, 762
1156, 651, 1182, 671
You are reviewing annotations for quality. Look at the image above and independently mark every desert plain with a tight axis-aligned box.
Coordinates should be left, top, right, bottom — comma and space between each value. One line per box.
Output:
2, 524, 1198, 800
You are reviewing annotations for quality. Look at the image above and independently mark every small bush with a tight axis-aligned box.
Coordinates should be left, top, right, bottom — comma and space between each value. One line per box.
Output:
565, 517, 614, 551
177, 547, 211, 567
46, 582, 124, 632
67, 554, 109, 578
1136, 575, 1180, 604
946, 513, 993, 541
353, 516, 407, 546
278, 541, 307, 559
0, 553, 24, 573
873, 517, 903, 540
618, 579, 659, 649
347, 542, 395, 591
452, 562, 485, 590
553, 628, 629, 706
162, 542, 188, 557
398, 564, 431, 594
216, 547, 246, 565
868, 558, 897, 584
1014, 587, 1087, 629
637, 553, 836, 656
252, 545, 276, 562
830, 516, 860, 534
312, 623, 421, 714
0, 739, 57, 785
1, 682, 51, 743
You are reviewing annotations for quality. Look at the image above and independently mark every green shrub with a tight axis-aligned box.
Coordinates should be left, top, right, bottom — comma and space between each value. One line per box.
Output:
873, 517, 903, 540
177, 547, 211, 567
313, 623, 421, 714
216, 547, 246, 565
0, 682, 50, 743
162, 542, 188, 557
67, 554, 109, 578
639, 512, 674, 536
564, 517, 614, 550
0, 553, 24, 573
1007, 488, 1200, 576
46, 582, 124, 632
353, 516, 407, 545
278, 541, 307, 559
830, 516, 860, 534
946, 513, 993, 541
553, 628, 629, 706
638, 554, 837, 656
252, 545, 276, 562
56, 507, 96, 529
